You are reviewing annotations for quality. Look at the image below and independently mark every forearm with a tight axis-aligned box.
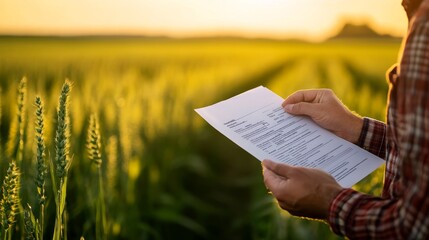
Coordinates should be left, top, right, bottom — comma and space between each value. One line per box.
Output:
328, 189, 404, 239
328, 162, 429, 239
357, 117, 386, 159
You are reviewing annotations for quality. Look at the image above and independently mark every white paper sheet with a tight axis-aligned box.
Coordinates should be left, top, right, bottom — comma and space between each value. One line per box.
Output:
195, 86, 384, 187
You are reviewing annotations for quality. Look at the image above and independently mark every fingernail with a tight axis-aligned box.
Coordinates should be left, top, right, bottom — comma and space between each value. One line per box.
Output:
284, 104, 294, 112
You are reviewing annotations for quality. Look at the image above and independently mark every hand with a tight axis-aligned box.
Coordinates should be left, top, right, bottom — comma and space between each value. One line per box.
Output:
262, 159, 342, 220
282, 89, 363, 144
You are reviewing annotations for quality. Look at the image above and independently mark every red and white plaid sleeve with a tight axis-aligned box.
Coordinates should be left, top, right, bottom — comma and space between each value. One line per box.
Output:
328, 1, 429, 239
357, 117, 386, 159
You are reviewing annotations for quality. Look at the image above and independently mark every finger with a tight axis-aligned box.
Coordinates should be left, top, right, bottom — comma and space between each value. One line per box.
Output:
283, 102, 322, 117
262, 159, 292, 178
263, 166, 287, 195
282, 89, 320, 107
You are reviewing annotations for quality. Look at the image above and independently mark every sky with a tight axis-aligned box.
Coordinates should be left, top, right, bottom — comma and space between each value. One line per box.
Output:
0, 0, 408, 41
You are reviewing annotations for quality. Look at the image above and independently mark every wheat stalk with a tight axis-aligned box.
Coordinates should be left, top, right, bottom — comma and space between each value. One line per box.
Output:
87, 114, 102, 167
55, 80, 71, 181
24, 205, 36, 240
34, 96, 46, 240
52, 80, 73, 240
106, 136, 118, 195
35, 96, 47, 203
7, 77, 27, 164
86, 113, 107, 239
0, 161, 21, 240
16, 77, 26, 164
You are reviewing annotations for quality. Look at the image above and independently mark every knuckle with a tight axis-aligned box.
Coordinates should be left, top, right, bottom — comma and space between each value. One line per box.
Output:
319, 88, 332, 97
272, 162, 282, 172
292, 103, 300, 112
325, 89, 334, 97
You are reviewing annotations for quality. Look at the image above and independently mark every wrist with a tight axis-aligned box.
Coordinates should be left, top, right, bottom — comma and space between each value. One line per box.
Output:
346, 114, 363, 144
322, 184, 343, 219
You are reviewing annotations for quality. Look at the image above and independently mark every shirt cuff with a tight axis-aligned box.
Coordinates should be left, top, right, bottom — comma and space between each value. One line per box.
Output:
357, 117, 387, 159
327, 188, 362, 236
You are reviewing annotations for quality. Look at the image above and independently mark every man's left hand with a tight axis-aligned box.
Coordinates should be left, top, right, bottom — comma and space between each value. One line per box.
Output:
262, 159, 343, 220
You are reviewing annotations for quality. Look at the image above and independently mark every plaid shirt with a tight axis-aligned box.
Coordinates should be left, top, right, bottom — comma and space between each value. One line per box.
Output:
327, 1, 429, 239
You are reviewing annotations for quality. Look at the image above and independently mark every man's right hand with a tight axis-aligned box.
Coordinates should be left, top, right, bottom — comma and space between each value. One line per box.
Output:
282, 89, 363, 144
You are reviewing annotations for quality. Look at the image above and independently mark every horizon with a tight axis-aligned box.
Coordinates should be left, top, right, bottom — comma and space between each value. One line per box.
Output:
0, 22, 402, 43
0, 0, 408, 41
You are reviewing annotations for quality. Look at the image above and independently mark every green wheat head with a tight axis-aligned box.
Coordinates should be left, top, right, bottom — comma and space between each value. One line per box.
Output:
7, 77, 27, 162
17, 77, 26, 135
35, 96, 47, 205
55, 80, 72, 180
24, 206, 36, 240
87, 114, 102, 167
106, 136, 118, 190
52, 80, 73, 240
0, 161, 21, 230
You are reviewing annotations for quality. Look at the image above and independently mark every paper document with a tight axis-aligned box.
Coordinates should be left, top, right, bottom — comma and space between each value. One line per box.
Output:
195, 86, 384, 187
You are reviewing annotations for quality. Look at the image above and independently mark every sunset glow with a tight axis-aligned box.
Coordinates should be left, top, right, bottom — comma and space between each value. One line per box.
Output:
0, 0, 407, 41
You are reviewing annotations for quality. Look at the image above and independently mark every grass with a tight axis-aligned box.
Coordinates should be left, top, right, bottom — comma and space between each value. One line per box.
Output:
0, 36, 400, 239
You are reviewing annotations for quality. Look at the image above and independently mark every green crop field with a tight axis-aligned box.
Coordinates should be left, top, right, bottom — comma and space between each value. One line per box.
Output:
0, 36, 400, 239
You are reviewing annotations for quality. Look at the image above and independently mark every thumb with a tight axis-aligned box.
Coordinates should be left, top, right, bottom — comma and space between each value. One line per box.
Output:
283, 102, 321, 118
262, 159, 292, 178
